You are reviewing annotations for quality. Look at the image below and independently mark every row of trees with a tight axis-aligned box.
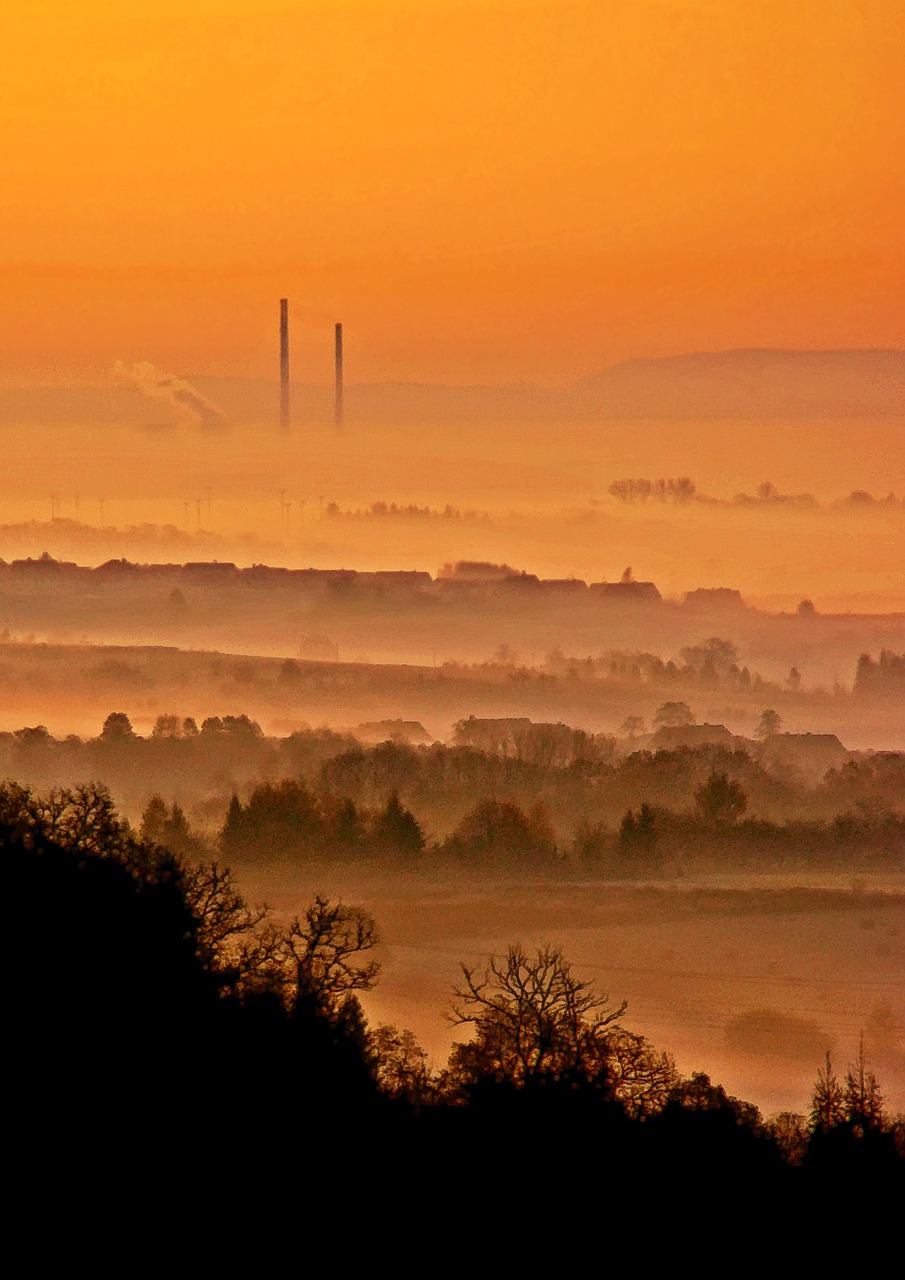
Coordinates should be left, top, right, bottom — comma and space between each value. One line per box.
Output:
219, 783, 426, 863
202, 752, 901, 875
146, 785, 552, 868
212, 775, 743, 870
608, 477, 697, 503
211, 785, 559, 869
8, 711, 905, 866
608, 477, 905, 514
477, 637, 783, 694
143, 764, 903, 875
323, 500, 488, 521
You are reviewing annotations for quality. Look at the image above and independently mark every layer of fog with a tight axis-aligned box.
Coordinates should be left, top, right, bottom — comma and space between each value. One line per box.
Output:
235, 860, 905, 1120
0, 398, 902, 1123
0, 414, 902, 611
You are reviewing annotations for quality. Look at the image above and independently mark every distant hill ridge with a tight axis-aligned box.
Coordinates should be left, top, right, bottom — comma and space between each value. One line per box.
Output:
574, 347, 903, 417
2, 348, 901, 424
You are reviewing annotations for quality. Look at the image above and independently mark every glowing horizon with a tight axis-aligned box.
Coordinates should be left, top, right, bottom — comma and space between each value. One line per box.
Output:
3, 1, 902, 385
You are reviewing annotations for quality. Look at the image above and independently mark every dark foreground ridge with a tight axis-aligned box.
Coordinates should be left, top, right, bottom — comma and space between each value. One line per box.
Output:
5, 784, 902, 1232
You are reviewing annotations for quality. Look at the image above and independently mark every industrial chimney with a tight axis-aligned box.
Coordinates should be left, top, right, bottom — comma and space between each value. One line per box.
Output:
279, 298, 290, 432
334, 322, 344, 429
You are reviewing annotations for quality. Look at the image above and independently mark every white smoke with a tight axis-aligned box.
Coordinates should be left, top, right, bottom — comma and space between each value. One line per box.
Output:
114, 361, 225, 430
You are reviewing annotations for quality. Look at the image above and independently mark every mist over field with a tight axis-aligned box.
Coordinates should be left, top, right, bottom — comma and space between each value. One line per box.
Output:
1, 361, 903, 1127
1, 353, 903, 615
6, 0, 905, 1223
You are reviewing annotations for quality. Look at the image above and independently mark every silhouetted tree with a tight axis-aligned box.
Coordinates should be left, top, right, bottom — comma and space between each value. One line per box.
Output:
680, 638, 738, 675
140, 794, 169, 842
604, 1028, 678, 1117
694, 771, 747, 826
2, 788, 392, 1197
283, 895, 380, 1011
755, 708, 782, 739
219, 780, 323, 861
140, 794, 205, 858
152, 714, 181, 739
768, 1111, 810, 1165
372, 791, 425, 859
323, 795, 369, 859
810, 1051, 846, 1133
448, 945, 626, 1087
804, 1045, 901, 1177
666, 1071, 762, 1128
653, 701, 695, 729
845, 1034, 885, 1133
100, 711, 136, 740
182, 860, 269, 987
571, 818, 610, 866
443, 799, 557, 867
372, 1025, 437, 1105
26, 782, 136, 860
619, 803, 659, 861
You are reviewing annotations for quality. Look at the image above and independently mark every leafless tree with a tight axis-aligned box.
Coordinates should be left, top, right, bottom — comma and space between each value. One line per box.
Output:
31, 783, 131, 857
448, 944, 626, 1085
183, 861, 269, 976
284, 895, 380, 1009
182, 868, 378, 1016
604, 1028, 678, 1117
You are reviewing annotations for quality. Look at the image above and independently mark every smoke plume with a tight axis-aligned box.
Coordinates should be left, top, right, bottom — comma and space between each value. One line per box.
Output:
114, 361, 225, 430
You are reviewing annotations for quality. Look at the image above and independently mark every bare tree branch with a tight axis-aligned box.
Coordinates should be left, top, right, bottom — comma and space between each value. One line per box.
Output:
449, 944, 627, 1084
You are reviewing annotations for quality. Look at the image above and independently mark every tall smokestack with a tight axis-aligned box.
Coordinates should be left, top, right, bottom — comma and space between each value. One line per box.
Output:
334, 322, 344, 429
279, 298, 290, 432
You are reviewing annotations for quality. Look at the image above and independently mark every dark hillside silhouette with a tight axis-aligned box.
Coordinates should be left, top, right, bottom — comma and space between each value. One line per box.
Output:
4, 781, 901, 1214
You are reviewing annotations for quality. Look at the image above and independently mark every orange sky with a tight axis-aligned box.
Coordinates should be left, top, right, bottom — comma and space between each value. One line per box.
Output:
3, 0, 903, 383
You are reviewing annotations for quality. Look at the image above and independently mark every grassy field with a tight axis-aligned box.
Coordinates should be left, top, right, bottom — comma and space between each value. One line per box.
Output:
235, 860, 905, 1120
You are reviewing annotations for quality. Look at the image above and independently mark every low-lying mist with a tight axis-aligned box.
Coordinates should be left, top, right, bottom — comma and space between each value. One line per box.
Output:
0, 412, 903, 611
1, 387, 902, 1131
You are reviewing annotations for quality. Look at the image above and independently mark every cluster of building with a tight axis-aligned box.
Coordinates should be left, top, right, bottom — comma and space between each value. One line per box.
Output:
0, 553, 748, 607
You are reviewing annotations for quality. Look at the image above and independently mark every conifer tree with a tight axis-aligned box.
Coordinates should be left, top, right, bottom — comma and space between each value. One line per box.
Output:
810, 1051, 846, 1133
845, 1033, 885, 1132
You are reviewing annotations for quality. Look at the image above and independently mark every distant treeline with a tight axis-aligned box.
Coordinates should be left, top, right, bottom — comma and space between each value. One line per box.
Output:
0, 517, 229, 552
855, 650, 905, 697
450, 641, 902, 699
323, 500, 489, 521
6, 712, 904, 873
0, 634, 882, 700
608, 477, 905, 512
5, 784, 902, 1214
212, 777, 905, 874
477, 635, 788, 693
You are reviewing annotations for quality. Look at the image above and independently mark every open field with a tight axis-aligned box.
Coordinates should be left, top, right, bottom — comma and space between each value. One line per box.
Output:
237, 861, 905, 1119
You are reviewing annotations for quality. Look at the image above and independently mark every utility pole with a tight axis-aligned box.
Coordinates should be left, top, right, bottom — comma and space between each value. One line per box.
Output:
334, 322, 344, 429
280, 298, 290, 432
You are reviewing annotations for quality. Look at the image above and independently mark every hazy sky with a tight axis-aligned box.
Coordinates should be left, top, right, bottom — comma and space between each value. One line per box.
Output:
3, 0, 903, 383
